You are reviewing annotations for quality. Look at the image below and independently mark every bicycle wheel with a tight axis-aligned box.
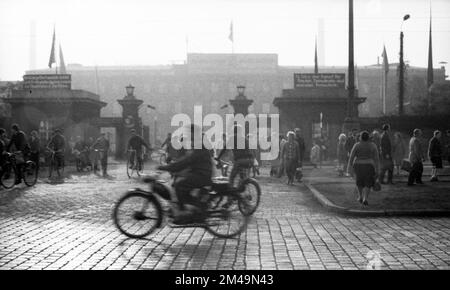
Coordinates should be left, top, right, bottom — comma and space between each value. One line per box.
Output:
113, 191, 163, 238
237, 178, 261, 216
0, 162, 16, 189
204, 193, 249, 238
23, 161, 38, 187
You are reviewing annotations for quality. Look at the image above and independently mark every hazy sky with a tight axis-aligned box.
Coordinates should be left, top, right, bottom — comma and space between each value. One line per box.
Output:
1, 0, 449, 80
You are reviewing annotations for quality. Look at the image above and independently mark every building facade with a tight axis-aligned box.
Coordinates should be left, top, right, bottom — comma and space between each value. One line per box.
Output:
26, 53, 446, 144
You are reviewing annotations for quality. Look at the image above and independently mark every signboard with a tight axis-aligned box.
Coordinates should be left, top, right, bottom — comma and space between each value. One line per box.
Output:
294, 73, 345, 89
23, 74, 71, 89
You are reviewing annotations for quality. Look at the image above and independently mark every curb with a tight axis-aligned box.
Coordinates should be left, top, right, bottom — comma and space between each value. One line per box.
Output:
305, 182, 450, 217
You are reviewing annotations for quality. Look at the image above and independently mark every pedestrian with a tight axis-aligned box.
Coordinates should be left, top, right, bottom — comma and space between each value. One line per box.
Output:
428, 130, 443, 182
294, 128, 305, 181
445, 130, 450, 166
392, 132, 405, 176
310, 139, 321, 169
29, 130, 40, 172
379, 124, 394, 184
337, 133, 347, 176
7, 124, 30, 184
408, 129, 425, 186
344, 129, 357, 175
47, 129, 66, 178
347, 131, 380, 206
273, 134, 286, 177
281, 131, 301, 185
371, 130, 381, 153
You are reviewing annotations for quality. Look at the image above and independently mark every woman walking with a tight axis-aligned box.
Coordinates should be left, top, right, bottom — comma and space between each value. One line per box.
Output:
337, 133, 347, 176
281, 131, 300, 185
347, 131, 380, 206
428, 130, 443, 182
392, 132, 405, 176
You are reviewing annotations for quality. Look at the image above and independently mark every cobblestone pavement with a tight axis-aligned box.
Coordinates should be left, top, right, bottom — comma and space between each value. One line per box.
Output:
0, 164, 449, 270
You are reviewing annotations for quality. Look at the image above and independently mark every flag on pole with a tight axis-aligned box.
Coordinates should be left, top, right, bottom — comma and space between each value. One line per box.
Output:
59, 44, 66, 74
228, 21, 233, 42
382, 45, 389, 74
48, 26, 56, 68
314, 37, 319, 74
427, 9, 434, 88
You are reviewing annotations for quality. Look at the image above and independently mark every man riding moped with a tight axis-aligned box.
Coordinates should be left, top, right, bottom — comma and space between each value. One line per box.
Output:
157, 124, 212, 225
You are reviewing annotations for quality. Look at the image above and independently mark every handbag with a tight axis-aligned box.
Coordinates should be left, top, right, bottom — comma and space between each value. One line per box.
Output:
400, 159, 412, 172
373, 179, 382, 192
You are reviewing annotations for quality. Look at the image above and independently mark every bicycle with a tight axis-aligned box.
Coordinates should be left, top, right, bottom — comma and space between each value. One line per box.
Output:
47, 149, 64, 179
74, 149, 92, 172
112, 172, 250, 239
216, 159, 261, 216
127, 149, 144, 178
0, 152, 38, 188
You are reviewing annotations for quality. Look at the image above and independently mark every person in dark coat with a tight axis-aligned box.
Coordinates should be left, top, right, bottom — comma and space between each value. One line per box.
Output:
428, 130, 443, 182
7, 124, 30, 184
158, 124, 213, 224
379, 124, 394, 184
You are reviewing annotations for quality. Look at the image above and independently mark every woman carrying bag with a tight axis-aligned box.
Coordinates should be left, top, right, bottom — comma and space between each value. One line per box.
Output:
347, 131, 380, 206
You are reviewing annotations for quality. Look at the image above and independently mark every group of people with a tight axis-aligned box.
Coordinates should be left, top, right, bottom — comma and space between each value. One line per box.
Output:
0, 123, 153, 183
341, 124, 450, 206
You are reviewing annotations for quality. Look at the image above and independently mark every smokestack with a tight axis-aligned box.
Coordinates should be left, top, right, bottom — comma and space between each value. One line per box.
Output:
317, 18, 325, 66
29, 20, 37, 70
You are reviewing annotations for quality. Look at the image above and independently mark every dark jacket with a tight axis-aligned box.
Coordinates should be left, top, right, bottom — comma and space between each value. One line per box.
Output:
295, 135, 306, 154
128, 135, 149, 151
345, 136, 356, 154
47, 134, 66, 151
29, 137, 40, 154
380, 131, 392, 159
428, 137, 442, 159
93, 138, 110, 151
159, 147, 212, 181
7, 131, 29, 152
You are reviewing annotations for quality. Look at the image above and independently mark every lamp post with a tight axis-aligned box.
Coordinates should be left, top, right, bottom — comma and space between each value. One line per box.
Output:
147, 104, 156, 146
398, 14, 410, 116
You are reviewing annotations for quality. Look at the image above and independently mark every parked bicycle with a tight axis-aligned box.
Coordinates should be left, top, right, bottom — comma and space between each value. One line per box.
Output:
112, 172, 250, 239
127, 149, 144, 178
0, 152, 38, 188
74, 149, 92, 172
216, 159, 261, 216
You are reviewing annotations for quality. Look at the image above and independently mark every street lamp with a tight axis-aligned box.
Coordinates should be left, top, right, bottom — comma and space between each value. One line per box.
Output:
126, 84, 135, 97
237, 85, 246, 98
398, 14, 410, 116
398, 14, 411, 116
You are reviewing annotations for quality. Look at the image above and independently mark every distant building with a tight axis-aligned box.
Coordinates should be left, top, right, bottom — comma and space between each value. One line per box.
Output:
26, 53, 446, 142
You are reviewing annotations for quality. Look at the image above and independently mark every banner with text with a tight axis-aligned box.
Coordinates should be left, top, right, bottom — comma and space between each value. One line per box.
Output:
294, 73, 345, 89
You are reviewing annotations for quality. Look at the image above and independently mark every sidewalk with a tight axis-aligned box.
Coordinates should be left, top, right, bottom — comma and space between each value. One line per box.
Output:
303, 165, 450, 217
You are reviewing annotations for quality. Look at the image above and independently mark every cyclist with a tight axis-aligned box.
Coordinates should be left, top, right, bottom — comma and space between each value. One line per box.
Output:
161, 132, 176, 163
7, 124, 30, 184
157, 124, 213, 225
47, 129, 66, 176
91, 133, 110, 177
127, 129, 150, 171
216, 125, 254, 187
